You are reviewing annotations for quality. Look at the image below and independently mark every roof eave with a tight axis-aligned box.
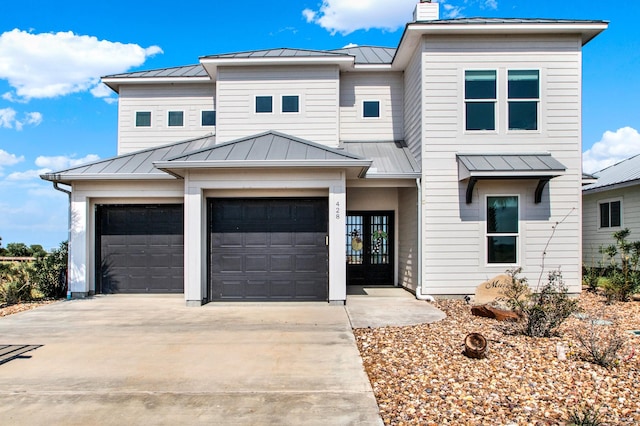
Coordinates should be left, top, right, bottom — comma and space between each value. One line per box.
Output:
101, 76, 212, 92
583, 179, 640, 194
40, 173, 179, 184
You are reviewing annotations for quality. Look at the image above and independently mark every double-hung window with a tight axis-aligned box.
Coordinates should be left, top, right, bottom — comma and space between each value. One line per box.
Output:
508, 70, 539, 130
487, 196, 519, 264
465, 70, 496, 131
599, 199, 622, 228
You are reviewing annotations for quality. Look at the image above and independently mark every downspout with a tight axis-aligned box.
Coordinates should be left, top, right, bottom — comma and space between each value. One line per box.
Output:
414, 178, 435, 302
52, 182, 72, 299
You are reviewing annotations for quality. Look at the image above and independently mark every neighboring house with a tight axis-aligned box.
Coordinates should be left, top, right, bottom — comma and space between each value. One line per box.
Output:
582, 154, 640, 263
41, 1, 607, 305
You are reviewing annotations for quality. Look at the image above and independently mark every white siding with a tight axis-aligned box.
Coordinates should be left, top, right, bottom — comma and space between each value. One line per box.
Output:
398, 187, 419, 291
420, 35, 584, 294
404, 48, 423, 163
216, 66, 340, 146
118, 84, 216, 154
339, 72, 404, 142
582, 186, 640, 264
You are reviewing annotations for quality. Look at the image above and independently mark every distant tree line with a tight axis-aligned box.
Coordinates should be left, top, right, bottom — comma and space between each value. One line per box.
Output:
0, 237, 48, 258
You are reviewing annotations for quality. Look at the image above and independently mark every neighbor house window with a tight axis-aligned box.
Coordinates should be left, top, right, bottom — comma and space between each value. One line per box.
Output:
282, 95, 299, 113
168, 111, 184, 127
256, 96, 273, 113
508, 70, 539, 130
487, 196, 518, 264
201, 110, 216, 126
599, 199, 622, 228
363, 100, 380, 118
135, 111, 151, 127
465, 70, 496, 131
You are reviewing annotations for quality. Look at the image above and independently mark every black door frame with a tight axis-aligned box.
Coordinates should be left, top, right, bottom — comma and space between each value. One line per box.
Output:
346, 210, 394, 286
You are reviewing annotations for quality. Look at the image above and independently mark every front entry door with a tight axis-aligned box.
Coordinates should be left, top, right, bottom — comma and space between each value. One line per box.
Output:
346, 211, 394, 286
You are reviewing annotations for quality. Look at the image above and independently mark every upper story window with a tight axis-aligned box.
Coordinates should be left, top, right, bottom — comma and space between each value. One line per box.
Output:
487, 195, 519, 264
465, 70, 496, 131
599, 199, 622, 229
363, 100, 380, 118
282, 95, 299, 113
508, 70, 539, 130
201, 110, 216, 126
256, 96, 273, 113
168, 111, 184, 127
135, 111, 151, 127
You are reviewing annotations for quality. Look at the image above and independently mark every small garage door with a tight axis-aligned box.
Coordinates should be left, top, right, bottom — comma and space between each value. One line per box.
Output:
96, 204, 184, 294
209, 198, 328, 301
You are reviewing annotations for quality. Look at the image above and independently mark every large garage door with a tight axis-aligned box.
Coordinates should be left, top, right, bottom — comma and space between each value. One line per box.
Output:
209, 198, 328, 301
96, 204, 184, 294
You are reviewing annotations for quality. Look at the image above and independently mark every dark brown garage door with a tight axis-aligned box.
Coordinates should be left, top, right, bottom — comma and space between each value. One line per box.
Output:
209, 198, 328, 301
96, 204, 184, 294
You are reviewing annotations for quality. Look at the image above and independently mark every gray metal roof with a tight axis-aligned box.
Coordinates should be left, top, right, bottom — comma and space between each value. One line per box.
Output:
329, 46, 396, 64
420, 18, 607, 25
201, 48, 348, 60
103, 64, 207, 79
457, 153, 566, 175
341, 141, 420, 177
40, 135, 216, 183
583, 154, 640, 193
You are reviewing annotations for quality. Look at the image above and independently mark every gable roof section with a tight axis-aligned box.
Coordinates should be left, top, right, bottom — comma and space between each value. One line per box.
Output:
583, 154, 640, 194
341, 141, 420, 178
154, 131, 372, 178
40, 135, 216, 184
329, 46, 396, 65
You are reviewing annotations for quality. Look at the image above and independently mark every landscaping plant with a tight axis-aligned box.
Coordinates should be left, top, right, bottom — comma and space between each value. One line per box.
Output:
0, 261, 34, 305
599, 228, 640, 302
32, 241, 68, 299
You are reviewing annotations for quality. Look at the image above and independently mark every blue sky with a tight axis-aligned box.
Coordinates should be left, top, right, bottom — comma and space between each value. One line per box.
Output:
1, 0, 638, 249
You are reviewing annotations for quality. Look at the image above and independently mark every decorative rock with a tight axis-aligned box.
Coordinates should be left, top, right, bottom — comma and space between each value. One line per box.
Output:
474, 274, 513, 305
471, 304, 519, 322
632, 294, 640, 302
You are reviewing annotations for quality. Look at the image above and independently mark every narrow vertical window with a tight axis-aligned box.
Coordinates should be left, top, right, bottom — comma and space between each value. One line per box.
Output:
282, 95, 299, 113
487, 196, 518, 264
363, 100, 380, 118
508, 70, 539, 130
135, 111, 151, 127
465, 70, 496, 131
201, 110, 216, 126
256, 96, 273, 113
168, 111, 184, 127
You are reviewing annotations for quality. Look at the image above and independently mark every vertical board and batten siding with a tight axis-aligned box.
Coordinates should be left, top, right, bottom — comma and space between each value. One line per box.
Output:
583, 186, 640, 264
404, 49, 424, 163
117, 84, 215, 154
339, 72, 404, 141
216, 66, 340, 146
398, 187, 419, 291
420, 35, 584, 294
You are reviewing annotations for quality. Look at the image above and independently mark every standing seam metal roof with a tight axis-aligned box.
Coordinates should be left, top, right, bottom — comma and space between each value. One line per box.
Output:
583, 154, 640, 191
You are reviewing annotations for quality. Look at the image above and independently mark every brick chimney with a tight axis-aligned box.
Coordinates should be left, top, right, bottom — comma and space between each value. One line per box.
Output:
413, 0, 440, 21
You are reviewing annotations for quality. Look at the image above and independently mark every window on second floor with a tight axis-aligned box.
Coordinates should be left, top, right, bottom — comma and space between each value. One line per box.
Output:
201, 110, 216, 126
363, 100, 380, 118
135, 111, 151, 127
168, 111, 184, 127
508, 70, 539, 131
256, 96, 273, 113
282, 95, 299, 113
599, 199, 622, 228
487, 195, 519, 264
465, 70, 496, 131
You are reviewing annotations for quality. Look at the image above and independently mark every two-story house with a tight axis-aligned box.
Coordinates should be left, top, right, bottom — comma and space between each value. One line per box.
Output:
42, 1, 607, 305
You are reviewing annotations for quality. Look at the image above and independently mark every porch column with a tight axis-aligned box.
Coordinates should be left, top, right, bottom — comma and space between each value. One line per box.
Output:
69, 194, 88, 297
328, 176, 347, 303
184, 180, 204, 306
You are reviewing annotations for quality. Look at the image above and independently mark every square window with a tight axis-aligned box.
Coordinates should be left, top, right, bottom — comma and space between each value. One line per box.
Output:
256, 96, 273, 113
135, 111, 151, 127
168, 111, 184, 127
599, 200, 621, 228
363, 101, 380, 118
465, 70, 496, 131
282, 96, 299, 113
487, 196, 518, 264
508, 70, 539, 131
201, 110, 216, 126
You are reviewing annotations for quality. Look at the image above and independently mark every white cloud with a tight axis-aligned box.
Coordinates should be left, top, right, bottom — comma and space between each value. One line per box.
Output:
0, 29, 162, 101
35, 153, 100, 170
583, 127, 640, 173
0, 149, 24, 167
0, 107, 43, 130
342, 43, 359, 48
6, 168, 51, 181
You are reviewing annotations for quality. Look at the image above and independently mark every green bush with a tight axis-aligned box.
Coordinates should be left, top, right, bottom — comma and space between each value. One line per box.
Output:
0, 262, 34, 305
599, 229, 640, 302
32, 241, 68, 299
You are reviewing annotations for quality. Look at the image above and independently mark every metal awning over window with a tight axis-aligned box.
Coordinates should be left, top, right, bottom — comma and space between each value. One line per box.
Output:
457, 153, 566, 204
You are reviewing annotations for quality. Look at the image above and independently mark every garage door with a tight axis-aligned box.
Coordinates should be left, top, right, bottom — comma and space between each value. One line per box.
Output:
96, 204, 184, 294
209, 198, 328, 301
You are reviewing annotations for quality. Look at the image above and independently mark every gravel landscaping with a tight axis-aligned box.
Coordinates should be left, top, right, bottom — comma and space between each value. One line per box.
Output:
354, 292, 640, 425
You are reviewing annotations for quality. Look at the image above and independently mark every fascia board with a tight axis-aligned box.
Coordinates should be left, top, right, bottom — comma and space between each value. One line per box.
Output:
154, 160, 372, 169
102, 76, 212, 91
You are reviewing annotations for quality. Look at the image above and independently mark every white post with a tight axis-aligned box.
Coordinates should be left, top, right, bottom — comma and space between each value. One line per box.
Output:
328, 178, 347, 303
184, 178, 204, 306
69, 194, 88, 296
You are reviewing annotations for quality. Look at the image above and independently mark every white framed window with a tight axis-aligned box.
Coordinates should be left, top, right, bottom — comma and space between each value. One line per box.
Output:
598, 198, 622, 229
255, 96, 273, 113
465, 70, 496, 131
135, 111, 151, 127
486, 195, 519, 264
508, 70, 539, 131
168, 111, 184, 127
282, 95, 299, 113
201, 110, 216, 126
363, 100, 380, 118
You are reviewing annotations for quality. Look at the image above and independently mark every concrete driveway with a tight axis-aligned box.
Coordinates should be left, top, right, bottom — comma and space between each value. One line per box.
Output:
0, 296, 384, 425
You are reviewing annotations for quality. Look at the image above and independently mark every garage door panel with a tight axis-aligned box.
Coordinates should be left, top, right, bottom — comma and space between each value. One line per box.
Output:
245, 255, 268, 272
245, 233, 268, 247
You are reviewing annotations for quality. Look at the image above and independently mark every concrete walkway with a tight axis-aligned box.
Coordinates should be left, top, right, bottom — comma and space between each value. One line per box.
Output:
0, 289, 444, 425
